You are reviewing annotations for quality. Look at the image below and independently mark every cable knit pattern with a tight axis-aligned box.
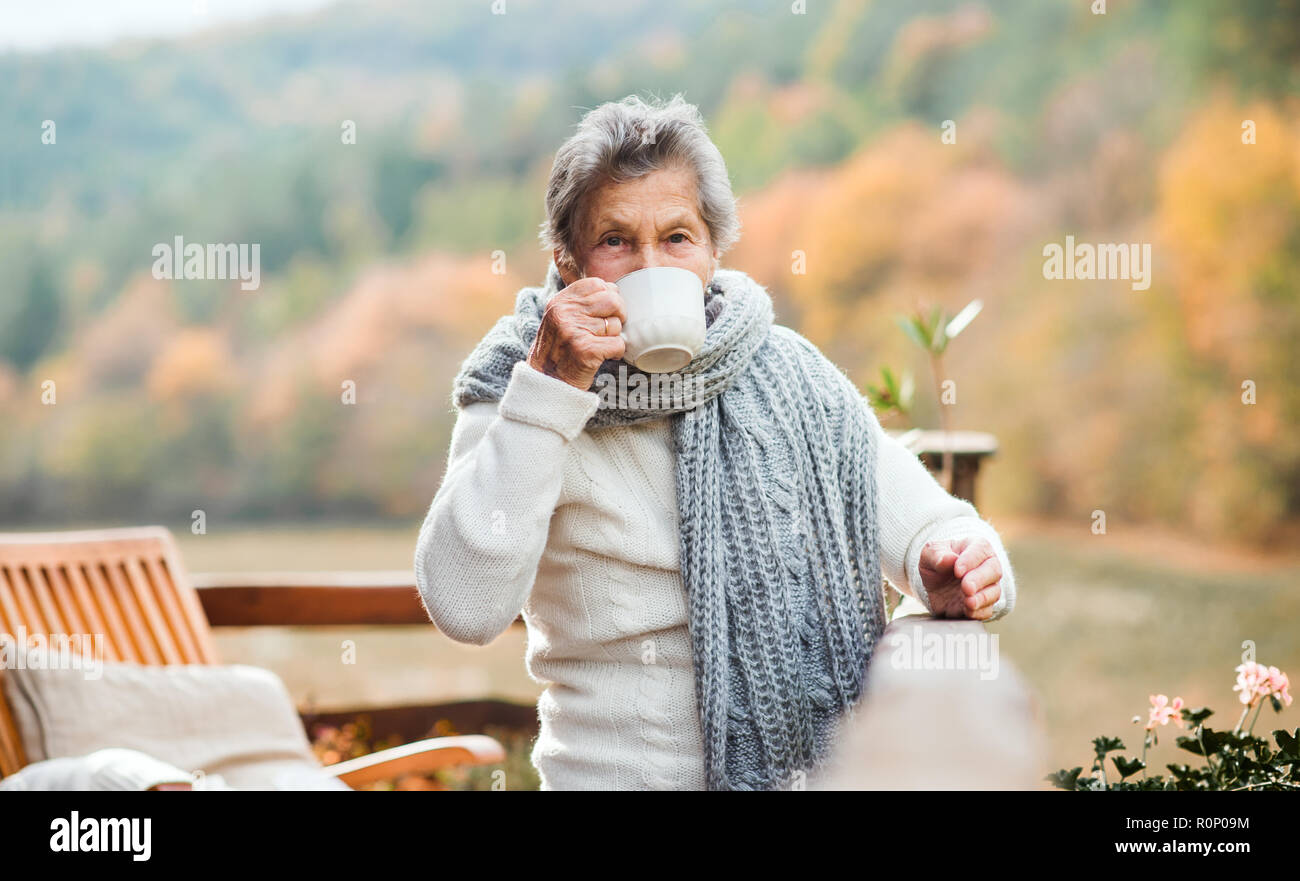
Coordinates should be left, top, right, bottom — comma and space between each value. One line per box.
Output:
417, 260, 1018, 790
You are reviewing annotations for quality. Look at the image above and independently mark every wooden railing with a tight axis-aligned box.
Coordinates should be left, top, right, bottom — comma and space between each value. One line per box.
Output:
814, 596, 1047, 789
191, 570, 427, 625
191, 570, 523, 628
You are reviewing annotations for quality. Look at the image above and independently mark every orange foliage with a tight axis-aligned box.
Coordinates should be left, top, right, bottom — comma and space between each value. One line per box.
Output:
1157, 95, 1299, 368
245, 252, 523, 428
1144, 94, 1300, 535
886, 2, 994, 78
74, 276, 178, 389
769, 82, 828, 126
147, 329, 235, 402
731, 121, 1030, 379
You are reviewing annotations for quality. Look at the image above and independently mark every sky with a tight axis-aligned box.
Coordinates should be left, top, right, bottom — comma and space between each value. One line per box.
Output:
0, 0, 339, 52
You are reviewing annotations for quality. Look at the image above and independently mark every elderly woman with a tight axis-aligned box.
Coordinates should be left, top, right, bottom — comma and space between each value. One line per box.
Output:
415, 94, 1017, 791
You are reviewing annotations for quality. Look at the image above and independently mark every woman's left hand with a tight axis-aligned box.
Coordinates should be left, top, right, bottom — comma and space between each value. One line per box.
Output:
918, 536, 1003, 620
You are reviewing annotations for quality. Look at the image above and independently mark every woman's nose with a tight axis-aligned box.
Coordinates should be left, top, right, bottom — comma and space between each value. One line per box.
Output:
630, 243, 662, 271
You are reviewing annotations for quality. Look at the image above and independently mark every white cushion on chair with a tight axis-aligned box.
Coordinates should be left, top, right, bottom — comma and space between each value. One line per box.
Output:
0, 747, 233, 791
1, 648, 350, 791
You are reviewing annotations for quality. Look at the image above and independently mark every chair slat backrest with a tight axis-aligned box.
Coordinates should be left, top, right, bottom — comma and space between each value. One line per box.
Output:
0, 527, 218, 777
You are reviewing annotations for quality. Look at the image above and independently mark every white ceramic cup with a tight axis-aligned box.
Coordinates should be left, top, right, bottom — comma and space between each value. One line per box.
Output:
613, 266, 707, 373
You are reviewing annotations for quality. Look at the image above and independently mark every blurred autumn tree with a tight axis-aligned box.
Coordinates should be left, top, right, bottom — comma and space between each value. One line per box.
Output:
0, 0, 1296, 546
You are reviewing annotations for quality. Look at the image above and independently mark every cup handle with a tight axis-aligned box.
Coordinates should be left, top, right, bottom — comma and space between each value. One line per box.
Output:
618, 331, 637, 368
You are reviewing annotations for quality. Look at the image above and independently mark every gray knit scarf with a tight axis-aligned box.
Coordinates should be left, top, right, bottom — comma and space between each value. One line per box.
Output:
452, 261, 885, 790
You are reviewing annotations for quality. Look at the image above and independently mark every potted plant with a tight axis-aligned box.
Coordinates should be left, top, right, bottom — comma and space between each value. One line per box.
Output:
865, 299, 996, 503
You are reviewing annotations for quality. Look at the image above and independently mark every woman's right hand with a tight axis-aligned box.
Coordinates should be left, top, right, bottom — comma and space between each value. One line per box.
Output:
527, 276, 627, 390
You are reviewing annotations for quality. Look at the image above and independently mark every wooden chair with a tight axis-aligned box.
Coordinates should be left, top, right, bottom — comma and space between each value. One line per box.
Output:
0, 526, 504, 788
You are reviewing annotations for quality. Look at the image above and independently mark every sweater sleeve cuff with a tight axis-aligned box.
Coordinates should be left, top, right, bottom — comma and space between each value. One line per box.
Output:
904, 515, 1014, 620
498, 360, 600, 441
903, 527, 937, 615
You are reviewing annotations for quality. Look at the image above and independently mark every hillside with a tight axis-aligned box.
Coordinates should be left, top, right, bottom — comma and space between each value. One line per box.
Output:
1, 0, 1297, 543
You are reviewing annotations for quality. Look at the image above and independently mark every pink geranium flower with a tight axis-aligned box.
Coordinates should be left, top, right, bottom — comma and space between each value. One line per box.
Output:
1234, 661, 1293, 708
1234, 662, 1267, 705
1265, 666, 1293, 707
1146, 694, 1185, 730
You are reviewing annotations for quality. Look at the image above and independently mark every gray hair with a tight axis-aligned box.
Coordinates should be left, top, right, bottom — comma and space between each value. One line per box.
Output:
539, 93, 741, 269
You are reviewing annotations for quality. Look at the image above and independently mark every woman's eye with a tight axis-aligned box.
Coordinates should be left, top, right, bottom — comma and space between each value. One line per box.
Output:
604, 236, 623, 247
668, 233, 687, 244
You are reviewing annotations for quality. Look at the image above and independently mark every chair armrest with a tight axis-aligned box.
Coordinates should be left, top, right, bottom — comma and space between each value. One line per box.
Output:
323, 734, 506, 788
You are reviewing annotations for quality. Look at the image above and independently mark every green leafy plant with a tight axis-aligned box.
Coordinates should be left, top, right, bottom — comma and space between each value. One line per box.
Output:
1049, 661, 1298, 791
864, 365, 915, 420
870, 299, 982, 492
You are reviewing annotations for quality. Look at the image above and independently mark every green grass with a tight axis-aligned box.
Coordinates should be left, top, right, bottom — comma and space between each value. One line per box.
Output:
990, 530, 1300, 785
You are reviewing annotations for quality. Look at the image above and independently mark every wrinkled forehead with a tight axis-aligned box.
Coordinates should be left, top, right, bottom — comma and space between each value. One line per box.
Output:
575, 166, 704, 234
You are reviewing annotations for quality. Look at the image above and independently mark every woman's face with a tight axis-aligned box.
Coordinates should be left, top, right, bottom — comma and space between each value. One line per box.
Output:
556, 164, 718, 291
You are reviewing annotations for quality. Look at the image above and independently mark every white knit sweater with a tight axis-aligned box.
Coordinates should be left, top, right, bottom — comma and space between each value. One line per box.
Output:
414, 358, 1017, 790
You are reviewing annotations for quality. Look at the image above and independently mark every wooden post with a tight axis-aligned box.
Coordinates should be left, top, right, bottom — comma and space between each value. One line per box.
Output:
886, 429, 998, 507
